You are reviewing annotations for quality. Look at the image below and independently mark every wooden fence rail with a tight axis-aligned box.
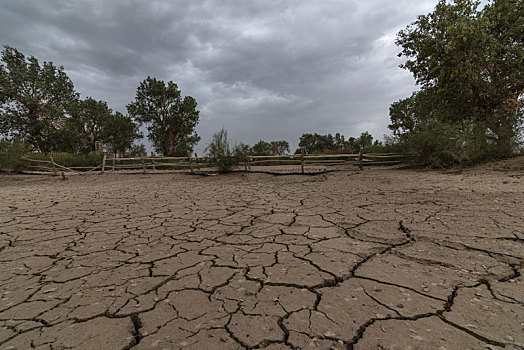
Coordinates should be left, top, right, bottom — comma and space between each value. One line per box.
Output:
21, 149, 407, 175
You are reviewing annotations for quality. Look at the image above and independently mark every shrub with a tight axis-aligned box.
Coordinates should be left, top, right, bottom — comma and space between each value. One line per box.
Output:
206, 128, 236, 173
0, 139, 28, 174
395, 119, 521, 168
27, 152, 104, 168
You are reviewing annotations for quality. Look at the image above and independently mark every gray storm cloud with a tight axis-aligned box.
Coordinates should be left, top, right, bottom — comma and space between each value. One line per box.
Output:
0, 0, 438, 153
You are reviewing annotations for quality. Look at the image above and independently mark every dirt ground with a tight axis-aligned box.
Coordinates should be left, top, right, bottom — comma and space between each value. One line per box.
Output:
0, 157, 523, 350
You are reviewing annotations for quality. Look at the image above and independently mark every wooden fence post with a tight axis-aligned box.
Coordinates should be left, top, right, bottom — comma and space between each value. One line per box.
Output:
112, 153, 116, 172
300, 148, 305, 174
101, 153, 107, 174
151, 152, 156, 171
140, 153, 146, 174
244, 152, 249, 172
195, 153, 200, 170
50, 156, 57, 176
359, 148, 363, 170
187, 151, 193, 173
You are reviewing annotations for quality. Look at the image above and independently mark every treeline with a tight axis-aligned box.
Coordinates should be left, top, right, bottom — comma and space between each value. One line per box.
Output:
388, 0, 523, 167
219, 131, 388, 158
205, 129, 389, 173
0, 46, 199, 157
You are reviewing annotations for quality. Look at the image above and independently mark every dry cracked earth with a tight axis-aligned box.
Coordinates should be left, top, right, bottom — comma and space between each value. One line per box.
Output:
0, 158, 523, 350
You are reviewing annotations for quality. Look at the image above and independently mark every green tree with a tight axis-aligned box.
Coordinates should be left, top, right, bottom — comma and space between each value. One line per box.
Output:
0, 46, 78, 152
101, 112, 142, 156
64, 97, 112, 153
233, 142, 250, 160
395, 0, 524, 151
251, 140, 272, 156
356, 132, 374, 149
272, 140, 290, 155
126, 144, 147, 157
127, 77, 200, 156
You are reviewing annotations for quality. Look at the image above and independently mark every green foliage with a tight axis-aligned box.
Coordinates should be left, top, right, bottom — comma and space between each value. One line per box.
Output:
125, 144, 147, 157
298, 133, 339, 154
62, 97, 112, 153
251, 140, 272, 156
0, 46, 78, 152
232, 142, 250, 162
298, 132, 379, 154
0, 139, 28, 173
392, 0, 524, 166
127, 77, 200, 156
101, 112, 142, 156
250, 140, 290, 156
27, 152, 104, 168
273, 140, 290, 155
206, 128, 235, 173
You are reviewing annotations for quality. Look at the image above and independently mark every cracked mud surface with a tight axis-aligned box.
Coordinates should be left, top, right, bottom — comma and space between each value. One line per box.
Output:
1, 157, 523, 349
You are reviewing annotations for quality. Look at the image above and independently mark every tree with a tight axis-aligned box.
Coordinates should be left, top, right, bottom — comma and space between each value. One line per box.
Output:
64, 97, 112, 153
127, 77, 200, 156
232, 142, 250, 162
101, 112, 142, 156
60, 98, 141, 155
126, 144, 147, 157
251, 140, 272, 156
356, 132, 374, 149
0, 46, 78, 152
273, 140, 290, 155
298, 133, 342, 154
395, 0, 524, 149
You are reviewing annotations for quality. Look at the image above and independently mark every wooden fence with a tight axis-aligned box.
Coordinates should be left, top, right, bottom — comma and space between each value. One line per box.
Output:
22, 149, 406, 175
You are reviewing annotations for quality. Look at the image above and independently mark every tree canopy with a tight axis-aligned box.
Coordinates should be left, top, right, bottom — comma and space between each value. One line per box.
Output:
392, 0, 523, 161
0, 45, 78, 152
298, 132, 378, 154
0, 46, 142, 155
250, 140, 290, 156
127, 77, 200, 156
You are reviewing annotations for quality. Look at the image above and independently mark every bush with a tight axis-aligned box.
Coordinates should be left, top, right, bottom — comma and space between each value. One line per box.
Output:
27, 152, 104, 168
395, 119, 520, 168
206, 128, 236, 173
0, 139, 28, 174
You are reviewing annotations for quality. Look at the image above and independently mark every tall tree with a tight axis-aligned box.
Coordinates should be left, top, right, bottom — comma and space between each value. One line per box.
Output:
395, 0, 524, 146
0, 46, 78, 152
65, 97, 112, 153
251, 140, 272, 156
127, 77, 200, 156
100, 112, 142, 156
272, 140, 290, 155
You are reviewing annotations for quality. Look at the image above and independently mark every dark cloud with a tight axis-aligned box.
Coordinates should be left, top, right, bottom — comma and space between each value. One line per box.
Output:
0, 0, 438, 153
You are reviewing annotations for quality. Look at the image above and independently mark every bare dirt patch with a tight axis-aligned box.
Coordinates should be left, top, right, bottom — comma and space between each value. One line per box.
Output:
0, 157, 523, 349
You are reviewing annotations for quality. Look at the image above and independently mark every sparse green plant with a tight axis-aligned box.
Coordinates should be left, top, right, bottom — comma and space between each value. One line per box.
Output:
206, 128, 236, 173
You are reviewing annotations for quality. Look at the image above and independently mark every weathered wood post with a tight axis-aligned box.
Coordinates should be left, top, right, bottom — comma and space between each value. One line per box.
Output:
140, 153, 146, 174
300, 148, 305, 174
151, 152, 156, 171
359, 147, 363, 170
112, 153, 116, 172
195, 153, 200, 170
50, 156, 57, 176
187, 151, 193, 174
101, 153, 107, 174
244, 152, 249, 172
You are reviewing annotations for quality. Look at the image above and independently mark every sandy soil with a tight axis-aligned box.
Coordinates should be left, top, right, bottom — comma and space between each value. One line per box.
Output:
0, 157, 523, 350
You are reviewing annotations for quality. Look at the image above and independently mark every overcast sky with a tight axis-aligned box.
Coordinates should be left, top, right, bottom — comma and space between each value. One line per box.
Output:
0, 0, 439, 153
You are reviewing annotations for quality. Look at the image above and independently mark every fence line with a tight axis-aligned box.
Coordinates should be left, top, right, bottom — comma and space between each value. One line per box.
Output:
21, 149, 407, 176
